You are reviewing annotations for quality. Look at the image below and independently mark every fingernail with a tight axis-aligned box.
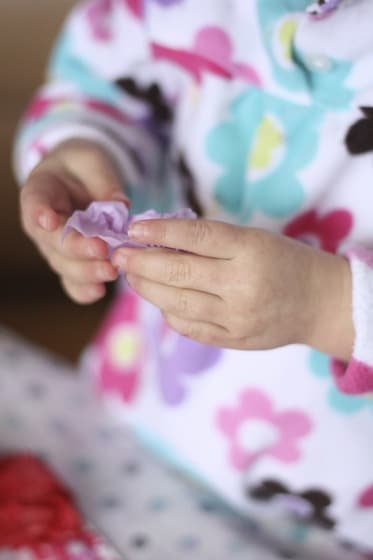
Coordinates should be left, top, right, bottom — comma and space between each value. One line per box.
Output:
111, 192, 131, 208
128, 222, 148, 240
98, 266, 117, 282
87, 245, 103, 259
89, 285, 105, 299
38, 214, 51, 230
112, 251, 127, 269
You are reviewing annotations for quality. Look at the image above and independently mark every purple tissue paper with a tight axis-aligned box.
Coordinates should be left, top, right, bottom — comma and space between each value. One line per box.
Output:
62, 201, 196, 250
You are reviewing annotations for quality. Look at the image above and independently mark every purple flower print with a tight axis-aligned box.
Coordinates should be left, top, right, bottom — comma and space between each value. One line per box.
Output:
149, 317, 222, 405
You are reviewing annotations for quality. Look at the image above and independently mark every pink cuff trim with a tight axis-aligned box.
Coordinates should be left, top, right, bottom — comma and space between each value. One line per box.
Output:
329, 246, 373, 395
332, 357, 373, 395
345, 245, 373, 268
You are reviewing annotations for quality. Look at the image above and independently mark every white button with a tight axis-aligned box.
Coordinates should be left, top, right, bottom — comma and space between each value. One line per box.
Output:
306, 53, 333, 72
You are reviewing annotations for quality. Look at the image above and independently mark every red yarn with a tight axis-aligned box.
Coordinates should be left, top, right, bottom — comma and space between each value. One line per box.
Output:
0, 454, 91, 548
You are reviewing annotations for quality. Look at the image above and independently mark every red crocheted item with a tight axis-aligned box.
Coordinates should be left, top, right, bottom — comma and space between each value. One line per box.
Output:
0, 454, 93, 549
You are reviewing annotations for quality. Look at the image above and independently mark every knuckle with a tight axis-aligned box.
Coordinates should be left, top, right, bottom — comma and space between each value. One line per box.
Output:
190, 220, 211, 246
62, 279, 90, 305
46, 253, 60, 274
180, 321, 197, 340
167, 260, 191, 285
163, 312, 178, 331
228, 316, 247, 338
175, 289, 189, 316
20, 214, 33, 237
163, 313, 194, 338
126, 254, 141, 277
19, 203, 34, 237
60, 278, 79, 302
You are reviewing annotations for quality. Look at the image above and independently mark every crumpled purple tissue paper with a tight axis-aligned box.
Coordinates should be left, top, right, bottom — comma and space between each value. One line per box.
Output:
62, 201, 196, 251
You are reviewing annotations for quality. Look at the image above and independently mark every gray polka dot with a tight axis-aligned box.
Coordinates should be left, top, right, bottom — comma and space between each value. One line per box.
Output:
97, 427, 116, 442
122, 460, 140, 475
278, 551, 297, 559
4, 348, 20, 361
199, 497, 219, 513
49, 418, 69, 434
130, 534, 149, 549
35, 450, 49, 462
179, 535, 200, 551
26, 382, 46, 399
4, 414, 22, 430
148, 496, 168, 512
99, 496, 123, 510
226, 540, 247, 554
74, 459, 93, 474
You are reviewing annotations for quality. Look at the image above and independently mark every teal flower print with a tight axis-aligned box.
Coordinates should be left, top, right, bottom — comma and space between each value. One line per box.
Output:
50, 31, 120, 104
309, 350, 373, 414
206, 89, 320, 222
256, 0, 353, 108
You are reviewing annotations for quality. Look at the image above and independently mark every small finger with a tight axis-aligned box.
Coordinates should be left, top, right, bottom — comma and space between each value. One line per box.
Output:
48, 252, 118, 284
128, 219, 241, 258
113, 248, 223, 294
61, 277, 106, 304
20, 170, 73, 234
60, 229, 109, 260
163, 313, 228, 346
36, 225, 108, 261
126, 274, 224, 324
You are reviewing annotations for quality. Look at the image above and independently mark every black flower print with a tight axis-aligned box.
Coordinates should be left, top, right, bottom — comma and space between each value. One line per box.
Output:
306, 0, 343, 18
345, 107, 373, 155
247, 479, 336, 530
177, 154, 204, 217
115, 77, 173, 125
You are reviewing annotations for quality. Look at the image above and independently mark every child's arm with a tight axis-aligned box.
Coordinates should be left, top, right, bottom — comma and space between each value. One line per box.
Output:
15, 0, 175, 188
16, 1, 177, 303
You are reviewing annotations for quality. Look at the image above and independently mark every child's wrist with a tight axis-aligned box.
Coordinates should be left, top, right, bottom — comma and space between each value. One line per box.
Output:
304, 250, 354, 361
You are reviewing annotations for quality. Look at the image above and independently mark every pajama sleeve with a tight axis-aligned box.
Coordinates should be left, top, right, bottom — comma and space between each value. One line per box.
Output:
332, 247, 373, 394
14, 0, 177, 187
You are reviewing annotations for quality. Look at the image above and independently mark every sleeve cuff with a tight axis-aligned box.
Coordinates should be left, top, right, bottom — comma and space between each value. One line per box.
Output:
331, 247, 373, 394
14, 122, 141, 186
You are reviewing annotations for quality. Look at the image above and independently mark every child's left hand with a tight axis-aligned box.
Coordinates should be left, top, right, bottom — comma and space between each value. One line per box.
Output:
112, 219, 354, 360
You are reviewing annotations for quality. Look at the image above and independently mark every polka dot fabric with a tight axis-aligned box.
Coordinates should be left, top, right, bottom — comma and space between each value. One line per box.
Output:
0, 328, 370, 560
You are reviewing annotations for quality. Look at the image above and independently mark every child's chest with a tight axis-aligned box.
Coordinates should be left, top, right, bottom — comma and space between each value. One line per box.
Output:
136, 0, 373, 238
147, 0, 373, 101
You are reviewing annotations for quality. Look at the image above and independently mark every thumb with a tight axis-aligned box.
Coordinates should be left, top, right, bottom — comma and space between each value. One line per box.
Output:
20, 169, 74, 233
59, 142, 131, 207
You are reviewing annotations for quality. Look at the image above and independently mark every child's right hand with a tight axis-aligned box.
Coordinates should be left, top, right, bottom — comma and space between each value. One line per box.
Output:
20, 138, 129, 304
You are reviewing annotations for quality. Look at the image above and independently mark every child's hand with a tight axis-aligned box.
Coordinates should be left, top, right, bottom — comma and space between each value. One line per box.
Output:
20, 139, 129, 303
112, 219, 354, 360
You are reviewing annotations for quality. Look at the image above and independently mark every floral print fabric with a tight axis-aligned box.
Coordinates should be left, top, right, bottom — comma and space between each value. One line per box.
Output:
14, 0, 373, 554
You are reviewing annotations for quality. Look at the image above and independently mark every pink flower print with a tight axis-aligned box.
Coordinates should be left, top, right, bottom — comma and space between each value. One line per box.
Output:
24, 96, 55, 121
359, 485, 373, 509
151, 26, 261, 86
216, 389, 312, 471
86, 0, 114, 41
284, 209, 353, 254
30, 139, 48, 160
93, 288, 143, 402
124, 0, 143, 18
